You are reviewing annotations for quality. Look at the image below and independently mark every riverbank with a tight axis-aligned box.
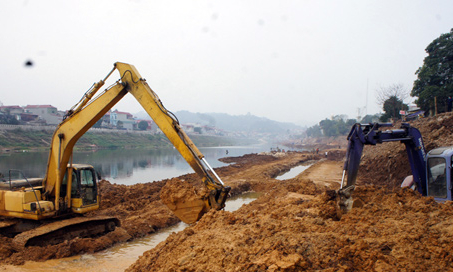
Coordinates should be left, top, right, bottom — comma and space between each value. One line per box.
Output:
0, 128, 257, 152
0, 151, 322, 266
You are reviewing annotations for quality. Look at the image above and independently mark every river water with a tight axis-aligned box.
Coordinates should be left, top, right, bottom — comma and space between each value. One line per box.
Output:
0, 144, 281, 185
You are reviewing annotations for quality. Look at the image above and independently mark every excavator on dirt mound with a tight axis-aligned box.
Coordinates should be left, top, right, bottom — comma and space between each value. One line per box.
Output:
337, 122, 452, 214
0, 62, 230, 250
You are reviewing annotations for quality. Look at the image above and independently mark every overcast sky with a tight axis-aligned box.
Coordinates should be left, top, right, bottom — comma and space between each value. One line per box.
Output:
1, 1, 452, 126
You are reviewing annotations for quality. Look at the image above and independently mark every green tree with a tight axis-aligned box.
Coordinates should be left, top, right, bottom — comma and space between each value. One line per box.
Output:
306, 124, 322, 137
93, 119, 103, 128
116, 120, 123, 129
360, 114, 381, 123
138, 120, 149, 131
411, 29, 453, 114
318, 116, 356, 137
379, 96, 408, 122
194, 127, 202, 134
0, 114, 19, 125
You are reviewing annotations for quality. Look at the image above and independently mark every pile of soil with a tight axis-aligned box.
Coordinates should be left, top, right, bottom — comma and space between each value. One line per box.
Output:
126, 113, 453, 271
128, 185, 453, 271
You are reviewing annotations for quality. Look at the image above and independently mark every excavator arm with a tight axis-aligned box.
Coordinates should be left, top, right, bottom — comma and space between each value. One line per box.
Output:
43, 62, 230, 219
337, 122, 427, 213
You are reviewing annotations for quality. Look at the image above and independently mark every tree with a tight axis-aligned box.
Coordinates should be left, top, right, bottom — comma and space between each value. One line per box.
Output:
138, 120, 149, 131
306, 124, 322, 137
360, 114, 381, 123
319, 116, 357, 137
411, 29, 453, 114
116, 120, 123, 129
379, 96, 408, 122
375, 83, 409, 122
0, 114, 19, 125
93, 119, 103, 128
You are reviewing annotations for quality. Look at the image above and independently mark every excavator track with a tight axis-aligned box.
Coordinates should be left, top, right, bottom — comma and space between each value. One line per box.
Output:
12, 216, 119, 251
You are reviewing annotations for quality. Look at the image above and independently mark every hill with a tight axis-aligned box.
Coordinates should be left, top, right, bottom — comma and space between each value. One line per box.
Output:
135, 110, 302, 134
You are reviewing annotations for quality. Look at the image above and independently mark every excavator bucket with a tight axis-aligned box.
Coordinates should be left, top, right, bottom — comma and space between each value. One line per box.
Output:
160, 179, 231, 224
166, 198, 209, 224
336, 185, 364, 218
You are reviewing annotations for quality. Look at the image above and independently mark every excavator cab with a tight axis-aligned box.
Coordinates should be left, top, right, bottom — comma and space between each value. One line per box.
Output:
61, 164, 100, 214
426, 147, 453, 201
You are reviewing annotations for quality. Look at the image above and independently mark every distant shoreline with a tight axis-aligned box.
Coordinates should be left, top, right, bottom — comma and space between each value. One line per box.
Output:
0, 127, 258, 153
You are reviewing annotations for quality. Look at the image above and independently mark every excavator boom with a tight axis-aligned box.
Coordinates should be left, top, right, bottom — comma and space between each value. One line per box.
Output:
44, 62, 229, 221
1, 62, 230, 249
338, 123, 427, 213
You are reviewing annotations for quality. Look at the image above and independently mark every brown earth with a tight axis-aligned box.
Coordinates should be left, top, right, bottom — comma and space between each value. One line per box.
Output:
126, 113, 453, 272
3, 113, 453, 271
0, 151, 321, 266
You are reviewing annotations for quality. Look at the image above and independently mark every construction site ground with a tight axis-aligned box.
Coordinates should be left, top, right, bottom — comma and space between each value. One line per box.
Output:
2, 113, 453, 271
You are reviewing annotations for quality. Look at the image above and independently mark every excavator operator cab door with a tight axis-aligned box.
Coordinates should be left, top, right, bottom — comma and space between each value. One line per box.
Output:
426, 147, 453, 201
67, 165, 99, 213
77, 168, 98, 206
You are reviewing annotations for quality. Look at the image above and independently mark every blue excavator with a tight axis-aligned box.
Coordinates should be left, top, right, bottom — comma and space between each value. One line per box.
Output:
337, 122, 453, 213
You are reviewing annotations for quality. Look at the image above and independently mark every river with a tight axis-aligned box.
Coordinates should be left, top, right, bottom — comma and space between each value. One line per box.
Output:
0, 144, 288, 185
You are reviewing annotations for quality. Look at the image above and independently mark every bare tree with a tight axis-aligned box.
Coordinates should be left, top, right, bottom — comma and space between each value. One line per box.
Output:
375, 83, 410, 121
375, 83, 410, 106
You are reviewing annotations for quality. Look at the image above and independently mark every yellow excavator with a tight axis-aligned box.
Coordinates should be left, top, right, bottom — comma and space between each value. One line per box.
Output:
0, 62, 230, 249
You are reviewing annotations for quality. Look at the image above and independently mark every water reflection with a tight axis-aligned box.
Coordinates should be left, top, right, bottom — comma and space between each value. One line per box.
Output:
0, 145, 278, 185
276, 163, 313, 180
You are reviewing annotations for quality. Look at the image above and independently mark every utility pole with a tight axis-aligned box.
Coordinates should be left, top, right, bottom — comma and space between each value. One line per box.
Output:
435, 97, 438, 116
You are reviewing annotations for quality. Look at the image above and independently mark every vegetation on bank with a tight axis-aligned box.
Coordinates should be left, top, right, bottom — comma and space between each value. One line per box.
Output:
0, 128, 258, 151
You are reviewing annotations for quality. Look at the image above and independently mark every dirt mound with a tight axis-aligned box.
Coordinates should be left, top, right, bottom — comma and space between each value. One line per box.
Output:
128, 184, 453, 271
219, 153, 279, 165
125, 115, 453, 271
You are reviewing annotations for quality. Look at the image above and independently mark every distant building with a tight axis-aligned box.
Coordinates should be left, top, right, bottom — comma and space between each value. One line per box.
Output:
24, 105, 63, 125
0, 105, 24, 115
0, 106, 24, 121
0, 105, 41, 123
110, 110, 135, 130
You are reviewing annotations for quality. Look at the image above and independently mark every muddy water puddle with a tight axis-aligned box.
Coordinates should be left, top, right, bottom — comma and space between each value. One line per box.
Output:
2, 193, 259, 272
276, 163, 313, 180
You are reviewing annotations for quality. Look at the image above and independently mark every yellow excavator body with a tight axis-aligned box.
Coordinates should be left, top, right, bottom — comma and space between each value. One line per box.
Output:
0, 62, 230, 247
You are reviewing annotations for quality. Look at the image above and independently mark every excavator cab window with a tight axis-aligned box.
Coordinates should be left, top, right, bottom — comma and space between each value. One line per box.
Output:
79, 168, 97, 205
427, 157, 447, 198
61, 170, 77, 198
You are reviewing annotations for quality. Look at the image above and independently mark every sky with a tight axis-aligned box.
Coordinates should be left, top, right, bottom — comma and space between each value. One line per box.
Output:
1, 1, 452, 127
